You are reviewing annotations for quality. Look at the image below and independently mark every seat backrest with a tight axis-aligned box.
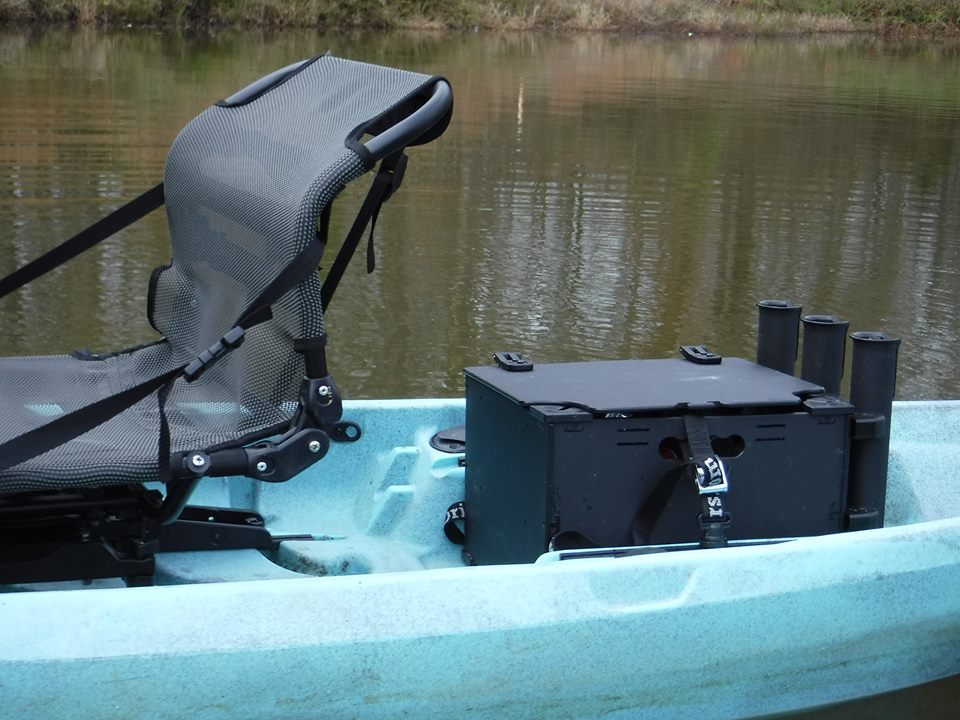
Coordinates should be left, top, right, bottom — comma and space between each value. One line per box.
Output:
151, 56, 448, 449
0, 56, 449, 496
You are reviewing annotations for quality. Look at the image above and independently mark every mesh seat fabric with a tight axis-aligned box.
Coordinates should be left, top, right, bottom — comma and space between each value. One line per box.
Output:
0, 56, 443, 495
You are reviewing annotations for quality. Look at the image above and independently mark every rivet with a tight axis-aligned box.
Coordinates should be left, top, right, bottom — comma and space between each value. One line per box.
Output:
256, 461, 269, 473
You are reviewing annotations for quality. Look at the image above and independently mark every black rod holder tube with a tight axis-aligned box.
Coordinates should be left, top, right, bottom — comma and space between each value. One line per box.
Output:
800, 314, 849, 396
846, 331, 901, 530
756, 300, 802, 376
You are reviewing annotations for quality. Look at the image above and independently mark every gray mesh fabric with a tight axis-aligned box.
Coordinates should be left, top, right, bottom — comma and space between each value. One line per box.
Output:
0, 56, 440, 495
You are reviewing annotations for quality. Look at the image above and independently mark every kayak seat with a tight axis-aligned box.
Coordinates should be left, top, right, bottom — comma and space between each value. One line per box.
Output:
0, 56, 452, 585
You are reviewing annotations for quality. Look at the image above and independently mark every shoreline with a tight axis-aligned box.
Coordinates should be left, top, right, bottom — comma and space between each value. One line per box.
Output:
1, 1, 959, 37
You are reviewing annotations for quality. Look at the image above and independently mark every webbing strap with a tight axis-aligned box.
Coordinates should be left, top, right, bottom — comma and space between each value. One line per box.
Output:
631, 415, 730, 548
0, 279, 292, 475
0, 184, 164, 302
0, 154, 406, 478
683, 415, 731, 549
683, 414, 712, 459
235, 212, 329, 330
321, 151, 407, 311
443, 501, 466, 545
631, 465, 683, 545
0, 367, 183, 474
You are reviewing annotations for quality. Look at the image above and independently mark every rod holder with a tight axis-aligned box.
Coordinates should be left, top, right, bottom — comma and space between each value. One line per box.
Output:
800, 314, 849, 396
756, 300, 802, 376
846, 331, 900, 530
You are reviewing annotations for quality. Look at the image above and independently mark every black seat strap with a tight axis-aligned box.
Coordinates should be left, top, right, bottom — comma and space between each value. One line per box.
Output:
321, 151, 407, 311
0, 183, 164, 301
0, 152, 409, 478
0, 279, 293, 476
0, 320, 270, 476
0, 159, 398, 476
0, 367, 183, 474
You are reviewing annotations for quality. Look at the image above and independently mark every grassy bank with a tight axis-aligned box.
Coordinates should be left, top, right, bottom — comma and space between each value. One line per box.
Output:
0, 0, 958, 34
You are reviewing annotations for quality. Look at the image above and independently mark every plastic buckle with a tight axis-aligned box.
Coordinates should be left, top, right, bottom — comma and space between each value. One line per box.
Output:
691, 455, 729, 495
183, 326, 246, 382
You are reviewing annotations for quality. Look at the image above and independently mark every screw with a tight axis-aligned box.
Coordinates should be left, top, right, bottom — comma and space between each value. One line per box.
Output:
191, 454, 206, 468
317, 385, 334, 406
256, 461, 269, 473
308, 440, 321, 453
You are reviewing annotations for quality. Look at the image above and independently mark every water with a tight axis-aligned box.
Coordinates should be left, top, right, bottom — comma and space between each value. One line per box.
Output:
2, 30, 960, 400
0, 28, 958, 717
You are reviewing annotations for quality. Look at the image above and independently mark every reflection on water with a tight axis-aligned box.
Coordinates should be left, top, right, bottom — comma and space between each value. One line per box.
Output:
1, 30, 958, 402
0, 27, 958, 719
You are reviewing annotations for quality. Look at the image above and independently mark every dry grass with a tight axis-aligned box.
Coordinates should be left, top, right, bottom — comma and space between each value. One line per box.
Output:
0, 0, 954, 34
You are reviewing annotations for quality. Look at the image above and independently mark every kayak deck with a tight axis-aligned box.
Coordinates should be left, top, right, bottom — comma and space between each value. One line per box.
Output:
1, 400, 959, 719
2, 398, 959, 590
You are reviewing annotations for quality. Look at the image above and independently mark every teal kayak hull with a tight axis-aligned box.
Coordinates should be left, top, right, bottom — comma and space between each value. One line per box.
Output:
1, 399, 959, 719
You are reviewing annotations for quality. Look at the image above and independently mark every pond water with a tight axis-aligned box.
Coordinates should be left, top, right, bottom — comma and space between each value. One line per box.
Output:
0, 27, 958, 717
1, 30, 959, 401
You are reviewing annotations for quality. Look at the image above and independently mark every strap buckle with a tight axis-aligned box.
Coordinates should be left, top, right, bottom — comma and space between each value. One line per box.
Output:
183, 326, 246, 382
690, 455, 729, 495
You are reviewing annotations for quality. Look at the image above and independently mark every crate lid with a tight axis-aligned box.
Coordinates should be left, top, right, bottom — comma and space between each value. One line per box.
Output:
465, 357, 827, 414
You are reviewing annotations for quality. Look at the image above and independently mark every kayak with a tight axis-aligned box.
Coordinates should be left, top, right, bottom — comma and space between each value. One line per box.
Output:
1, 396, 958, 719
3, 51, 953, 719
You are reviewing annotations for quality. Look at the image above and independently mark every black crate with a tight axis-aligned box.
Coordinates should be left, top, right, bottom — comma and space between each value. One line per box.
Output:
463, 357, 854, 565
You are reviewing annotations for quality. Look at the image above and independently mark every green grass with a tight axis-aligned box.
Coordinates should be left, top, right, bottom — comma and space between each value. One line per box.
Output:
0, 0, 958, 33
